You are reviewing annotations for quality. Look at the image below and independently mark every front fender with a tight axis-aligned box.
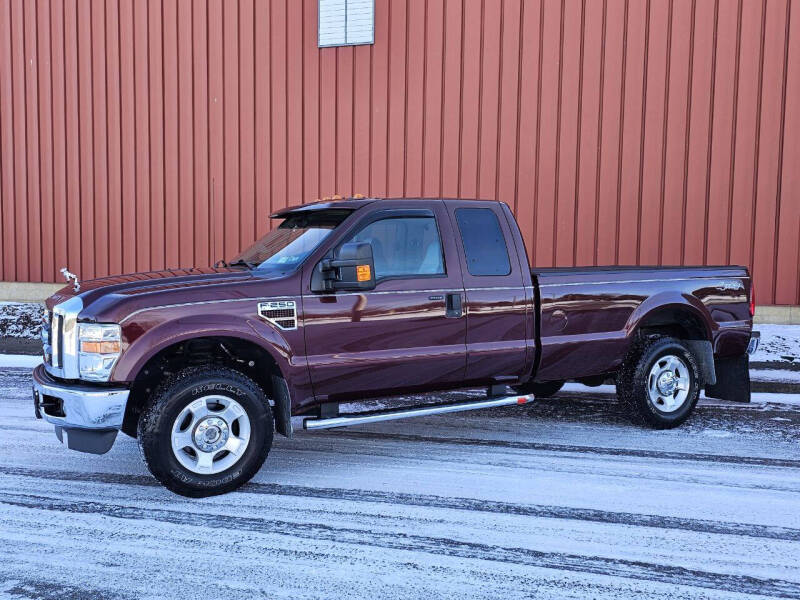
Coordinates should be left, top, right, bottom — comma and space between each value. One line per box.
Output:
112, 313, 294, 383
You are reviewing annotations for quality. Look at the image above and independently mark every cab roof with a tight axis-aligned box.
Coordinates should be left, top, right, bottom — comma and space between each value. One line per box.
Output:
271, 197, 503, 218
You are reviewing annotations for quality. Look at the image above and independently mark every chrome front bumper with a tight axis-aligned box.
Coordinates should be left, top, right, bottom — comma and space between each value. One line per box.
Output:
32, 364, 129, 454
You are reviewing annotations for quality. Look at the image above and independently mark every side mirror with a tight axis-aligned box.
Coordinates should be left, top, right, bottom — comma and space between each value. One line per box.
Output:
315, 241, 376, 292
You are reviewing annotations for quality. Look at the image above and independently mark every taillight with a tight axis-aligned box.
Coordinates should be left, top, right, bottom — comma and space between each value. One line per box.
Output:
749, 282, 756, 318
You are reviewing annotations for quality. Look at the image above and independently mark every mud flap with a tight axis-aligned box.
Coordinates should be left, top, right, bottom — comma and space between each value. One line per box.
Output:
684, 340, 716, 386
271, 374, 293, 438
704, 354, 751, 403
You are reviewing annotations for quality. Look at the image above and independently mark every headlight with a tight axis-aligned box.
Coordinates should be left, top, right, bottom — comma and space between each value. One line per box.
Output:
78, 323, 122, 381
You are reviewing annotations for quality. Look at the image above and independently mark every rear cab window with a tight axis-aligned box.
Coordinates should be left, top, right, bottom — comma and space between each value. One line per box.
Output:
454, 208, 511, 276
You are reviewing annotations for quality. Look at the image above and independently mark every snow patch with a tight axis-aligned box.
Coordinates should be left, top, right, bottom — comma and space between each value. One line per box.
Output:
0, 302, 43, 339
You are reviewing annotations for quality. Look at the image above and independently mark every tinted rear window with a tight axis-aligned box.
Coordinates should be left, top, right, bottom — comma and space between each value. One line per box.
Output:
455, 208, 511, 276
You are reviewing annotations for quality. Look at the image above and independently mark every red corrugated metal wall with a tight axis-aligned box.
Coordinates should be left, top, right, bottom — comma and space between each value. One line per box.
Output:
1, 0, 799, 304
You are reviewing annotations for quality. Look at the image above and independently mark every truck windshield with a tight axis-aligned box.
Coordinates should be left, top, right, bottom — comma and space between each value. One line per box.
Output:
231, 209, 352, 272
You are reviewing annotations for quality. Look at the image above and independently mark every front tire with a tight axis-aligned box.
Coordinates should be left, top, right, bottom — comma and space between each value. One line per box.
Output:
616, 335, 700, 429
138, 366, 273, 497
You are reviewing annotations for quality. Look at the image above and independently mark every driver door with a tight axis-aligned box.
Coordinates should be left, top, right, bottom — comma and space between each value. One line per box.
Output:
302, 202, 467, 402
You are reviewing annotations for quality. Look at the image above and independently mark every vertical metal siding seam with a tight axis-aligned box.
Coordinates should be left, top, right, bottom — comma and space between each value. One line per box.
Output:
368, 38, 373, 196
572, 0, 586, 267
283, 0, 288, 204
334, 46, 339, 193
176, 0, 183, 264
402, 0, 410, 196
493, 0, 505, 204
614, 0, 629, 264
132, 0, 139, 272
205, 0, 211, 259
75, 2, 83, 276
104, 0, 112, 269
89, 2, 96, 276
634, 0, 650, 265
533, 0, 545, 264
701, 0, 719, 266
680, 0, 696, 265
192, 0, 198, 265
593, 0, 607, 266
220, 1, 226, 255
49, 0, 56, 278
725, 0, 744, 264
474, 0, 485, 197
437, 0, 447, 198
5, 0, 17, 280
748, 0, 767, 273
420, 0, 428, 196
236, 0, 241, 249
772, 0, 791, 303
657, 0, 674, 265
146, 0, 154, 270
384, 0, 391, 196
511, 0, 524, 218
21, 0, 31, 279
456, 0, 464, 197
299, 5, 305, 204
36, 0, 45, 280
553, 0, 566, 266
34, 0, 43, 280
116, 0, 124, 271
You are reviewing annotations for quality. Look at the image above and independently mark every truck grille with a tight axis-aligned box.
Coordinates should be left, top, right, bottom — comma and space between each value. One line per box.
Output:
42, 310, 64, 368
258, 301, 297, 331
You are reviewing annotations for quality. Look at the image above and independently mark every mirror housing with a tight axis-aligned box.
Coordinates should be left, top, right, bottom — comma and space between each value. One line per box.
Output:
313, 241, 376, 292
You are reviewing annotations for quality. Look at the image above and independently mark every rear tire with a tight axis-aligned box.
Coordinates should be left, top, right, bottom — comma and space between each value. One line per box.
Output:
513, 379, 565, 398
616, 335, 700, 429
138, 366, 273, 497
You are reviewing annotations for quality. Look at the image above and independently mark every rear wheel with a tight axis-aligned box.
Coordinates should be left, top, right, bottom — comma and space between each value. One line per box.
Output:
513, 379, 565, 398
616, 335, 700, 429
138, 366, 273, 497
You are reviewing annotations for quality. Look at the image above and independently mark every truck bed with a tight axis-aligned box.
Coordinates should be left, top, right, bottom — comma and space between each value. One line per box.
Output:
530, 264, 752, 383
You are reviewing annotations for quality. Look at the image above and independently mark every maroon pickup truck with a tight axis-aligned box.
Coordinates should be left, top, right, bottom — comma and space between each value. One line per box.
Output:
33, 198, 759, 496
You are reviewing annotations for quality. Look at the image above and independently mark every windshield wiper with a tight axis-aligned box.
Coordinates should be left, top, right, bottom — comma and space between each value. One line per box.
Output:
227, 259, 257, 269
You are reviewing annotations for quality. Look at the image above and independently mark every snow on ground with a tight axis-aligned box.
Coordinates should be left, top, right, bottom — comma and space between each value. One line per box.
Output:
0, 355, 42, 369
1, 365, 799, 599
0, 302, 41, 339
752, 324, 800, 364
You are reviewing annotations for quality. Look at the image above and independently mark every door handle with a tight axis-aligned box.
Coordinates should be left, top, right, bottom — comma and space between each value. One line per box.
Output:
445, 293, 463, 318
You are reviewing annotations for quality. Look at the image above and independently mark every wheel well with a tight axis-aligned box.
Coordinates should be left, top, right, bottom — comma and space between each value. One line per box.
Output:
635, 306, 709, 341
122, 336, 286, 438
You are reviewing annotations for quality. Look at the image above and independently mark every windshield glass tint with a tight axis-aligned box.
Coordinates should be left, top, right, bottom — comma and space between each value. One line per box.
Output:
233, 209, 352, 271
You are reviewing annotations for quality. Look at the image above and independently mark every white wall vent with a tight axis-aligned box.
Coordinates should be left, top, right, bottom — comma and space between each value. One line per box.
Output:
318, 0, 374, 48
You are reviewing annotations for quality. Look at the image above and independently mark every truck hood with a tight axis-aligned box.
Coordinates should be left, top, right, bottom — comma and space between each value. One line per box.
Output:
46, 267, 292, 323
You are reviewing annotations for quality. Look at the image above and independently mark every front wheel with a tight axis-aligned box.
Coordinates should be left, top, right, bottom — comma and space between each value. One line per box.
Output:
616, 335, 700, 429
138, 366, 273, 497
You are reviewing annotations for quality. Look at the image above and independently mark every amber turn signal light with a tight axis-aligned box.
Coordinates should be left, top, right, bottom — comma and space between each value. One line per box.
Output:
80, 340, 121, 354
356, 264, 372, 282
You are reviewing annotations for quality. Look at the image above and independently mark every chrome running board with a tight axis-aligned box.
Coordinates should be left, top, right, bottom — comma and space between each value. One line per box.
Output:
303, 394, 534, 430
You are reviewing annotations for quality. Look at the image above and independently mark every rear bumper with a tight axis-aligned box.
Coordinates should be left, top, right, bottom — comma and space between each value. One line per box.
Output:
32, 364, 129, 454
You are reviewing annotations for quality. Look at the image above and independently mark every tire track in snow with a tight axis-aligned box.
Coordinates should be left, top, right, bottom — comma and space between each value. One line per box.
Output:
0, 577, 132, 600
2, 465, 799, 543
325, 431, 800, 469
2, 492, 799, 599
